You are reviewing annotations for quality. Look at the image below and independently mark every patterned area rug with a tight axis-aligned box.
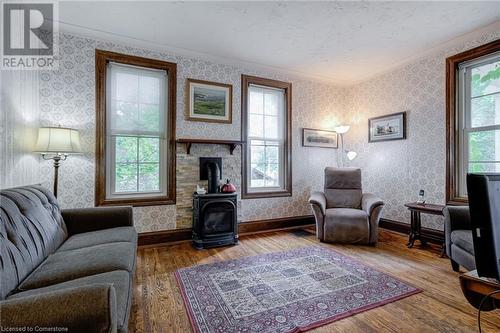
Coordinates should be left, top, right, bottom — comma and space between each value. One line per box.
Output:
175, 246, 421, 333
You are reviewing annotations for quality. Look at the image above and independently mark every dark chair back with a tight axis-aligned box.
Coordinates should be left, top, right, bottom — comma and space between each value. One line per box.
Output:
324, 167, 362, 209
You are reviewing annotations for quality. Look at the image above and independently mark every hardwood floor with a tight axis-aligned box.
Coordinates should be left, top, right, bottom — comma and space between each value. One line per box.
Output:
129, 229, 500, 332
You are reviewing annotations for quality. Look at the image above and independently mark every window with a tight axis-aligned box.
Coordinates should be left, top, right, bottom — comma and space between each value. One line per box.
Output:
457, 54, 500, 196
95, 50, 176, 206
241, 75, 292, 198
446, 40, 500, 204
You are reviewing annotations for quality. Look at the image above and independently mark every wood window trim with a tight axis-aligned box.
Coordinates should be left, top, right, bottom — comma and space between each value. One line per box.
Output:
241, 74, 292, 199
445, 39, 500, 205
95, 49, 177, 207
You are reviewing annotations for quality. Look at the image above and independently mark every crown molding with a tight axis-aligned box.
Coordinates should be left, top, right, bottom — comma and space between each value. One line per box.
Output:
57, 21, 347, 86
346, 20, 500, 87
57, 18, 500, 88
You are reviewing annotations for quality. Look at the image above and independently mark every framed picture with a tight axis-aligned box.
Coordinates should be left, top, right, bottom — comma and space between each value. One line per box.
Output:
187, 79, 232, 123
368, 111, 407, 142
302, 128, 338, 148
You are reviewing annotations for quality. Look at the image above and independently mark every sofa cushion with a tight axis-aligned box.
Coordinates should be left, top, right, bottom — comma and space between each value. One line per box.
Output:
324, 208, 369, 243
451, 230, 474, 254
58, 227, 137, 252
19, 242, 136, 290
8, 271, 131, 329
0, 186, 67, 300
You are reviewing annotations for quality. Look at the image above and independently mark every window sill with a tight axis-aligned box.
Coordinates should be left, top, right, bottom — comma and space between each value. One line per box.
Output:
446, 197, 468, 206
96, 196, 176, 207
242, 191, 292, 199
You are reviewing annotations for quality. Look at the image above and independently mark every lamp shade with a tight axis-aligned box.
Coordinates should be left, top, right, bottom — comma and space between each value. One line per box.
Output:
334, 125, 350, 134
346, 150, 358, 161
34, 127, 82, 154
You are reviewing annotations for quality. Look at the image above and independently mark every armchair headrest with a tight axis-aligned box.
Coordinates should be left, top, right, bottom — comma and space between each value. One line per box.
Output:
325, 167, 361, 190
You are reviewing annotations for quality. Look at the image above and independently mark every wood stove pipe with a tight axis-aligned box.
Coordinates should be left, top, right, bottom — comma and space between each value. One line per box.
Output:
206, 162, 220, 193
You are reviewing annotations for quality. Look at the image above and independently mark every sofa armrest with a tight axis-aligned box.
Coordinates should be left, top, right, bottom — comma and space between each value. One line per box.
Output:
308, 191, 326, 240
361, 193, 384, 215
361, 193, 384, 244
62, 206, 133, 235
444, 206, 471, 256
308, 191, 326, 215
443, 206, 471, 232
0, 284, 117, 333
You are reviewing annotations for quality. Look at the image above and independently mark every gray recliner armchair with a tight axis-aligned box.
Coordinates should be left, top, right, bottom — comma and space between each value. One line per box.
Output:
443, 206, 476, 272
308, 168, 384, 245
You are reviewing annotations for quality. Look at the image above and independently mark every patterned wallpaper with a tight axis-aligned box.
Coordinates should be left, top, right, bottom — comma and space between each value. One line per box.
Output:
38, 33, 345, 232
0, 70, 40, 189
31, 27, 500, 233
342, 30, 500, 230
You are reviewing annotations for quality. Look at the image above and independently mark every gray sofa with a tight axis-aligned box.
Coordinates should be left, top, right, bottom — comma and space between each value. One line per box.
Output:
443, 206, 476, 272
308, 168, 384, 245
0, 185, 137, 333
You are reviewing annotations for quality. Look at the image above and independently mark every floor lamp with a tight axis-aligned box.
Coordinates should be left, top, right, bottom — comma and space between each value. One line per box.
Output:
34, 126, 81, 197
334, 125, 358, 166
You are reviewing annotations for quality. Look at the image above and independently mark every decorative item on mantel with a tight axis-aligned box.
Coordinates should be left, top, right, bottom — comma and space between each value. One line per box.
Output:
34, 126, 81, 197
196, 185, 206, 195
221, 179, 237, 193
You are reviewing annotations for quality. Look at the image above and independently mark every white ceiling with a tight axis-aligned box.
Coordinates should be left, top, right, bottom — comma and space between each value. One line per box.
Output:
59, 1, 500, 85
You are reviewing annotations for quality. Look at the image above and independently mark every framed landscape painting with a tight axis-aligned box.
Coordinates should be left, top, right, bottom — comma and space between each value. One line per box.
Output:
187, 79, 232, 123
368, 111, 407, 142
302, 128, 338, 148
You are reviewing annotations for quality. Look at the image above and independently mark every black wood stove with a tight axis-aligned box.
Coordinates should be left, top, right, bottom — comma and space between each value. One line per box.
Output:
192, 192, 238, 249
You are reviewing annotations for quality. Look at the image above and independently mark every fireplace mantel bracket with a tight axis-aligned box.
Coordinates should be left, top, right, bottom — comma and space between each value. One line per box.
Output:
176, 138, 244, 155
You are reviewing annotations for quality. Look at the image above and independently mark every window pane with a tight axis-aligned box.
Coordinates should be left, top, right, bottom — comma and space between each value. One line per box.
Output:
116, 136, 137, 162
249, 90, 264, 114
264, 92, 278, 115
246, 81, 288, 193
471, 60, 500, 98
113, 102, 139, 131
250, 163, 266, 188
249, 114, 264, 137
139, 163, 160, 191
115, 163, 137, 192
469, 163, 500, 173
139, 137, 159, 162
264, 115, 278, 139
266, 145, 279, 164
468, 130, 500, 162
458, 56, 500, 197
105, 61, 169, 199
139, 76, 160, 104
116, 72, 138, 102
249, 142, 281, 188
265, 164, 280, 187
471, 94, 500, 128
109, 63, 166, 135
139, 104, 161, 132
250, 144, 265, 166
